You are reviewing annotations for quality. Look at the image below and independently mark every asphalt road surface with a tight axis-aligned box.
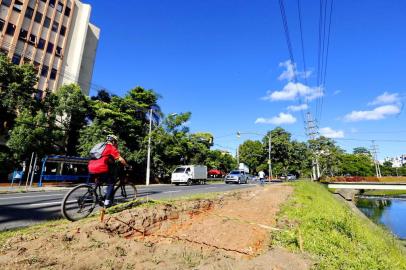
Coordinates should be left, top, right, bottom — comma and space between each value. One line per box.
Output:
0, 183, 258, 231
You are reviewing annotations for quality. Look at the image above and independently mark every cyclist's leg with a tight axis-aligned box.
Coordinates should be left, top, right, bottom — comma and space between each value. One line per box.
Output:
102, 173, 115, 207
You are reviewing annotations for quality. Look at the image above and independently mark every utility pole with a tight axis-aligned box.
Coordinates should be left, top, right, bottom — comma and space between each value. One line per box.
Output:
305, 112, 320, 180
371, 140, 381, 178
236, 146, 240, 166
268, 134, 273, 181
236, 131, 240, 167
146, 109, 153, 186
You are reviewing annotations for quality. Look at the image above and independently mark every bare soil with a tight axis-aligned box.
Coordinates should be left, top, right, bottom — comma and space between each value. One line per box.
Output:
0, 184, 313, 269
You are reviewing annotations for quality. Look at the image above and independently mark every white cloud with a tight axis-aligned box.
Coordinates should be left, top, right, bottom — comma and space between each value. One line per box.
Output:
368, 92, 400, 105
255, 113, 297, 125
287, 104, 308, 112
278, 60, 311, 82
344, 105, 400, 122
333, 90, 341, 95
320, 127, 345, 138
262, 82, 323, 102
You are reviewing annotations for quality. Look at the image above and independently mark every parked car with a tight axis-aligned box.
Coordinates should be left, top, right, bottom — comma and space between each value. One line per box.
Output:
224, 170, 248, 184
280, 174, 297, 181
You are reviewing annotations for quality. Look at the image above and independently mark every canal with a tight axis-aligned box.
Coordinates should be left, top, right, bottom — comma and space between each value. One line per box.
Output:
356, 196, 406, 240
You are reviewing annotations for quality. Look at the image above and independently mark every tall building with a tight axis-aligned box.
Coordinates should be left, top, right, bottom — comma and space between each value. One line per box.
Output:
0, 0, 99, 95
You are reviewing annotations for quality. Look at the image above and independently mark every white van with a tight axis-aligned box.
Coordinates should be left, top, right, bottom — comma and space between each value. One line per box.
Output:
171, 165, 208, 186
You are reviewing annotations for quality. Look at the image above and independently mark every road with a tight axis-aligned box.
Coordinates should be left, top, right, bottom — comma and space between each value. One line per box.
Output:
0, 183, 257, 231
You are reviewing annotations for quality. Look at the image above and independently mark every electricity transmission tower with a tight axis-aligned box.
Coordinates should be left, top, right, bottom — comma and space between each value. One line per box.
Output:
370, 140, 382, 178
305, 112, 320, 180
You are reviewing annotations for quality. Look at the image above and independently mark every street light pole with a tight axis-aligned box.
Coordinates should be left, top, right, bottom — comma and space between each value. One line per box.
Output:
268, 135, 273, 181
146, 109, 153, 186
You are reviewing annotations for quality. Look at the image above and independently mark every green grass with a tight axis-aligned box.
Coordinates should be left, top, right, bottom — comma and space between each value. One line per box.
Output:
274, 181, 406, 270
0, 219, 71, 246
360, 190, 406, 196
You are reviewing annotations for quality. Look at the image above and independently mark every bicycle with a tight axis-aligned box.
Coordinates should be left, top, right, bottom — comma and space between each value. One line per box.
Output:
61, 167, 137, 221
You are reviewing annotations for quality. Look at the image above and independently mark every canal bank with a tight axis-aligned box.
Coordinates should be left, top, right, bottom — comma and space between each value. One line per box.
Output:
275, 181, 406, 269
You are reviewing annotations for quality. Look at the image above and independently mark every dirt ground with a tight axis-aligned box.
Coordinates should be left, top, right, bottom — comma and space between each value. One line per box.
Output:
0, 184, 313, 270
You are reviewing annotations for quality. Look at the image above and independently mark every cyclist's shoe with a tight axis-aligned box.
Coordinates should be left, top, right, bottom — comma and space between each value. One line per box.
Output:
103, 200, 112, 208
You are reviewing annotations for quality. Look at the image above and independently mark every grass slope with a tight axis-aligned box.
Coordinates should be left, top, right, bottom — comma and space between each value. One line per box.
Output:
274, 181, 406, 270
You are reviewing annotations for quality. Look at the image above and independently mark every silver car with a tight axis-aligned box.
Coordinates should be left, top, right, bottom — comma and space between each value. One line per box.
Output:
225, 170, 248, 184
281, 174, 297, 181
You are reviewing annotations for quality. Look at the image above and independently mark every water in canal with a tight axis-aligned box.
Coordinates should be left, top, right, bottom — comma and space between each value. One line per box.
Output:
356, 197, 406, 239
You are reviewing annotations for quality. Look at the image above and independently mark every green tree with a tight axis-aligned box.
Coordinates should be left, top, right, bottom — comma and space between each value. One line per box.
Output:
338, 153, 374, 176
55, 84, 88, 155
353, 147, 371, 156
0, 53, 38, 137
263, 127, 292, 176
309, 136, 344, 177
239, 140, 265, 173
78, 87, 163, 181
205, 150, 236, 172
7, 109, 63, 161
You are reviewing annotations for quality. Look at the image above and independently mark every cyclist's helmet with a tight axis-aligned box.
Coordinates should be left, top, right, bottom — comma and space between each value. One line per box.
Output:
106, 134, 118, 144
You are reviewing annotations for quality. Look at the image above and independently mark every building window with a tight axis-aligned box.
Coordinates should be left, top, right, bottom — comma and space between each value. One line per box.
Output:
46, 42, 54, 53
18, 29, 28, 40
64, 7, 71, 17
49, 0, 56, 8
50, 68, 57, 80
37, 38, 45, 50
28, 34, 36, 44
43, 17, 51, 28
34, 12, 43, 23
41, 65, 49, 77
12, 54, 21, 65
2, 0, 11, 7
33, 61, 40, 71
5, 23, 16, 36
51, 21, 59, 32
55, 46, 62, 56
57, 2, 63, 13
13, 0, 23, 12
0, 19, 4, 32
36, 90, 43, 100
25, 7, 34, 19
60, 25, 66, 36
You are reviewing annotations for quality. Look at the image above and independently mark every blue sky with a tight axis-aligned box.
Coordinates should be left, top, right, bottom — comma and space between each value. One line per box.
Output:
84, 0, 406, 159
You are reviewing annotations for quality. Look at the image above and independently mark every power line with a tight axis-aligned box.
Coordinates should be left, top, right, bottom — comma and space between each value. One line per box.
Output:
318, 0, 334, 125
296, 0, 308, 86
278, 0, 306, 124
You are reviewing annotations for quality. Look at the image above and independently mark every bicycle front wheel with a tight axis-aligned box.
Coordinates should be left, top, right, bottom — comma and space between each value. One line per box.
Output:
113, 184, 137, 205
61, 184, 97, 221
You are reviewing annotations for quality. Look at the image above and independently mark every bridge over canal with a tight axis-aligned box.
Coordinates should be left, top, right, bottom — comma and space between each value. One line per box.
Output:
327, 182, 406, 201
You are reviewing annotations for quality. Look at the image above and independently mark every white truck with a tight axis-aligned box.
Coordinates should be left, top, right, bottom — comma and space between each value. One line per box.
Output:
171, 165, 208, 186
238, 163, 249, 173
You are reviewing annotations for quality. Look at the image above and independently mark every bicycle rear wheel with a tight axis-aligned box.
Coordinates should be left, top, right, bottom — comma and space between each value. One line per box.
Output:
113, 184, 137, 205
61, 184, 97, 221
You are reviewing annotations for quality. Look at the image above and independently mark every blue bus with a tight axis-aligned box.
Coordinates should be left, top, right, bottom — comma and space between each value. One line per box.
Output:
38, 155, 90, 187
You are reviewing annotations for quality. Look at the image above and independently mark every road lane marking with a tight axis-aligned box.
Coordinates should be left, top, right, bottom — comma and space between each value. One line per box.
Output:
29, 202, 61, 207
0, 193, 65, 200
162, 190, 182, 194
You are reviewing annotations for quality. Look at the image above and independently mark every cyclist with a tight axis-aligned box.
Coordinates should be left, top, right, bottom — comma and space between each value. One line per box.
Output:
258, 170, 266, 186
88, 135, 128, 207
